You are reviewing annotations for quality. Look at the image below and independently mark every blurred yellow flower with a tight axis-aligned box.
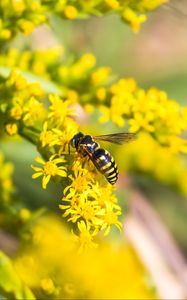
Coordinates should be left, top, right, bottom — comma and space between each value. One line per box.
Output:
73, 220, 98, 252
91, 67, 111, 86
5, 123, 18, 136
122, 8, 147, 32
14, 216, 158, 299
105, 0, 119, 9
64, 5, 78, 19
19, 208, 31, 222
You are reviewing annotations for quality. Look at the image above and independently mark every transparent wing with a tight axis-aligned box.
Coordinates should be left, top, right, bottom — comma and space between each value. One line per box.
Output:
93, 133, 137, 145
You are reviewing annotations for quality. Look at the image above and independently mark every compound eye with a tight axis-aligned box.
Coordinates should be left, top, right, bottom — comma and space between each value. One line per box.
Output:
70, 138, 76, 148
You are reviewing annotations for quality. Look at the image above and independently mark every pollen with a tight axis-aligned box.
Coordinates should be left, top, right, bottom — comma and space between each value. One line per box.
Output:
44, 161, 58, 176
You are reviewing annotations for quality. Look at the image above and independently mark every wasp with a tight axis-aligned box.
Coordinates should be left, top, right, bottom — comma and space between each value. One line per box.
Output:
70, 132, 136, 184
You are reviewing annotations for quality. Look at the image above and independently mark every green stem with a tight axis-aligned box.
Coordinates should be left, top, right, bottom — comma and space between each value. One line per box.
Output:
19, 126, 39, 146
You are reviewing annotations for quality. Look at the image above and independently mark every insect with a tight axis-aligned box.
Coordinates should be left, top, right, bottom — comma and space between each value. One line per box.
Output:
70, 132, 136, 184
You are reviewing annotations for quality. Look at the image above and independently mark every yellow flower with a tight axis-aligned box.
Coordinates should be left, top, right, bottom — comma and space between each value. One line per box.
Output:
27, 82, 43, 97
99, 104, 125, 127
122, 8, 147, 33
39, 122, 59, 148
5, 123, 18, 136
111, 78, 137, 94
31, 154, 67, 189
100, 202, 122, 236
129, 112, 155, 132
105, 0, 119, 9
80, 53, 96, 70
48, 94, 76, 125
64, 5, 78, 20
64, 160, 94, 196
9, 70, 27, 90
41, 277, 55, 295
73, 220, 98, 253
96, 87, 107, 102
66, 89, 79, 103
0, 29, 12, 40
19, 20, 35, 35
19, 208, 31, 222
10, 104, 23, 120
52, 119, 79, 154
91, 67, 111, 86
60, 158, 122, 240
61, 193, 102, 225
12, 0, 26, 14
23, 97, 45, 123
167, 136, 187, 154
84, 104, 95, 114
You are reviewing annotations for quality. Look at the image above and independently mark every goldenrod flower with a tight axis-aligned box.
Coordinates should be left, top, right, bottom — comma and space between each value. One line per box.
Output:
48, 94, 76, 126
105, 0, 119, 9
64, 160, 95, 196
41, 277, 55, 295
64, 5, 78, 20
100, 202, 122, 236
52, 118, 79, 154
12, 0, 26, 14
80, 53, 96, 70
91, 67, 111, 86
129, 112, 155, 132
61, 194, 102, 225
122, 8, 147, 33
39, 122, 59, 148
19, 208, 31, 222
31, 155, 67, 189
23, 96, 46, 123
73, 220, 98, 253
96, 87, 107, 102
10, 104, 23, 120
5, 123, 18, 136
60, 159, 122, 242
19, 20, 35, 35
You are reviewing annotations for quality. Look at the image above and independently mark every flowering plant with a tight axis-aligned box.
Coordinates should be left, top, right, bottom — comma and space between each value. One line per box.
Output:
0, 1, 186, 299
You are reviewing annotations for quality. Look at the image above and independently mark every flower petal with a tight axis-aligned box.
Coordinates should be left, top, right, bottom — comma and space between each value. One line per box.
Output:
42, 175, 51, 189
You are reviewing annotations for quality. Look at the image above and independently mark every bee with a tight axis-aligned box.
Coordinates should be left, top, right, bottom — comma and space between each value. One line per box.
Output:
70, 132, 136, 184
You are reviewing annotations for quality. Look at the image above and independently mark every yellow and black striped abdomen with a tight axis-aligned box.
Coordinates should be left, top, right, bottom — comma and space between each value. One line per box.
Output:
92, 148, 118, 184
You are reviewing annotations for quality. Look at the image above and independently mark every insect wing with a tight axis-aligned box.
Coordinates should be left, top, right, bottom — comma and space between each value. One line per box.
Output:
93, 133, 137, 145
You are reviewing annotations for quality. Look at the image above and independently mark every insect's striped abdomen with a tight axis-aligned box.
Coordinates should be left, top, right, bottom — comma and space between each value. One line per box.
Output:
92, 148, 118, 184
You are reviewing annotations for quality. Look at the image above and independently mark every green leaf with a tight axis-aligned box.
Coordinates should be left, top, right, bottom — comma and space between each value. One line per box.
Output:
0, 251, 35, 300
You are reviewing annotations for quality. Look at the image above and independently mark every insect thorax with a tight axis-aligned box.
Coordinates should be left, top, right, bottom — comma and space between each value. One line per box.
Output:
78, 135, 99, 155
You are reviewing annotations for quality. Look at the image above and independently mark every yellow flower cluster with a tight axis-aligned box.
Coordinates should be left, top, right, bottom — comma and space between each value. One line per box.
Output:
60, 160, 122, 250
31, 118, 122, 248
0, 0, 46, 41
1, 56, 187, 247
4, 49, 187, 156
117, 132, 187, 196
13, 215, 157, 299
41, 0, 166, 32
0, 70, 44, 137
0, 0, 166, 42
3, 49, 186, 156
98, 79, 187, 153
0, 70, 121, 247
